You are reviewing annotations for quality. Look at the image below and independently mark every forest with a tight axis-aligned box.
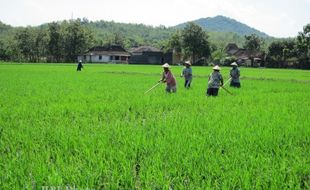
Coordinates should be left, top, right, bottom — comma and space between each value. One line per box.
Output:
0, 18, 309, 69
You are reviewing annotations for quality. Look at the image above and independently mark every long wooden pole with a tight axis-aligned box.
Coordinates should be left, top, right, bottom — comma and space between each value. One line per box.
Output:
220, 86, 234, 95
144, 82, 161, 94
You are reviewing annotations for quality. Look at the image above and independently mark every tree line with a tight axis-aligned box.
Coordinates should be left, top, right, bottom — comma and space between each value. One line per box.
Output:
265, 24, 310, 69
0, 19, 309, 69
0, 19, 94, 62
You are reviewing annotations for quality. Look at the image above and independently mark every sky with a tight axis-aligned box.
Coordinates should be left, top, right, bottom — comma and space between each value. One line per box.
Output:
0, 0, 309, 38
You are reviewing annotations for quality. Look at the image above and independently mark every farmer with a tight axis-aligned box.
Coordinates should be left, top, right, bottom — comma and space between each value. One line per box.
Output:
207, 65, 223, 96
181, 61, 192, 88
77, 60, 83, 71
159, 63, 177, 93
230, 62, 241, 88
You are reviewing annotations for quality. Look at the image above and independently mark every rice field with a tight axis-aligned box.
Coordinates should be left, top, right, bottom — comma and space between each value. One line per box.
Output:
0, 63, 309, 189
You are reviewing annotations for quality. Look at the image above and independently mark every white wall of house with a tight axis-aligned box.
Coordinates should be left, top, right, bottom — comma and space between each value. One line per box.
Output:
78, 55, 111, 63
91, 55, 110, 63
78, 54, 129, 63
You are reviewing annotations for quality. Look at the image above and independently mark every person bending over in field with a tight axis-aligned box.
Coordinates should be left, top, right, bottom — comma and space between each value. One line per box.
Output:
207, 65, 223, 96
159, 63, 177, 93
230, 62, 241, 88
181, 61, 192, 89
77, 60, 83, 71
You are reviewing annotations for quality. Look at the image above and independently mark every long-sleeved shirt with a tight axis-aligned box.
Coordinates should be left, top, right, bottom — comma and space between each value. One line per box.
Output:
208, 71, 223, 88
230, 68, 240, 83
182, 67, 192, 80
162, 70, 176, 87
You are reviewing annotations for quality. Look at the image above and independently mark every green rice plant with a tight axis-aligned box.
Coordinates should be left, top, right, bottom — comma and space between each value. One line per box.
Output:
0, 63, 309, 189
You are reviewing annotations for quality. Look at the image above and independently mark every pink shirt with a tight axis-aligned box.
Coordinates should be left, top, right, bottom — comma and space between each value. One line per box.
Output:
163, 71, 176, 86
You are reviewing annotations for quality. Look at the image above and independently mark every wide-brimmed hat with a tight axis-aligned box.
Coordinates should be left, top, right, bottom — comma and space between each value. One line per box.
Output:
162, 63, 170, 68
231, 62, 238, 66
213, 65, 221, 70
185, 61, 191, 65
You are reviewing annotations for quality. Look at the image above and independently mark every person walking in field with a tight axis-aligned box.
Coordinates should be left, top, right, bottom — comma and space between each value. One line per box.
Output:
77, 60, 83, 71
230, 62, 241, 88
207, 65, 223, 96
181, 61, 192, 88
159, 63, 177, 93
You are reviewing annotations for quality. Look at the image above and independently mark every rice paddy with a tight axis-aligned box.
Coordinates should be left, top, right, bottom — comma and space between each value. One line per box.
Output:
0, 63, 309, 189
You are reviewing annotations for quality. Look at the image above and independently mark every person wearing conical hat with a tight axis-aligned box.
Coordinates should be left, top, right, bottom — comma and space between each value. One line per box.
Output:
206, 65, 223, 96
181, 61, 192, 89
159, 63, 177, 93
77, 60, 83, 71
230, 62, 241, 88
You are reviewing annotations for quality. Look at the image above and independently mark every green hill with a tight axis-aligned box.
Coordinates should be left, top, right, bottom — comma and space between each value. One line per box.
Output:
175, 15, 270, 38
0, 15, 274, 50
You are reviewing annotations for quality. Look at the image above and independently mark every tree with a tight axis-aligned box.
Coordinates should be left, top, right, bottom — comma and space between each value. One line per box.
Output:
243, 34, 265, 66
48, 22, 63, 62
33, 28, 48, 62
167, 33, 182, 53
296, 24, 310, 69
63, 20, 94, 62
211, 48, 227, 66
0, 40, 10, 60
266, 41, 284, 67
14, 27, 36, 62
266, 39, 298, 68
181, 22, 211, 64
243, 34, 264, 51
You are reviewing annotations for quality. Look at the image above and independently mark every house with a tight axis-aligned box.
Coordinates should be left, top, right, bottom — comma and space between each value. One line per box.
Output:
225, 43, 265, 67
78, 45, 130, 64
128, 46, 172, 64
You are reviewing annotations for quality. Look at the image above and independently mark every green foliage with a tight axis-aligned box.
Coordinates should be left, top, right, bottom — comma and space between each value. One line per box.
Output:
181, 23, 211, 64
296, 24, 310, 69
0, 19, 94, 63
0, 18, 309, 69
48, 22, 63, 62
87, 20, 174, 49
243, 34, 264, 51
166, 32, 182, 53
14, 27, 37, 62
175, 15, 270, 38
0, 18, 276, 64
0, 64, 309, 189
210, 48, 228, 66
62, 20, 94, 62
266, 39, 298, 68
265, 23, 310, 69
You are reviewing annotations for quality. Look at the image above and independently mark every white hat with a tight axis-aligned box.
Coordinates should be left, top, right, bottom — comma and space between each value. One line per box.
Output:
231, 62, 238, 66
212, 65, 221, 70
185, 61, 191, 65
162, 63, 170, 68
79, 60, 82, 62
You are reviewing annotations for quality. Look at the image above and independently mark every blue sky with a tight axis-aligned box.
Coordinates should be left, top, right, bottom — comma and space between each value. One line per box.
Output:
0, 0, 309, 37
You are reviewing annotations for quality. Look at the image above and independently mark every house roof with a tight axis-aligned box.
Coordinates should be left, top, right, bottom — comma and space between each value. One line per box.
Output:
85, 45, 130, 56
225, 43, 264, 60
225, 43, 239, 50
225, 43, 239, 55
130, 46, 162, 53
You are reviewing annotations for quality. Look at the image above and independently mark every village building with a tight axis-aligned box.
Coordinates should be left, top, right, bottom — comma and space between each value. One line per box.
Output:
78, 45, 130, 64
128, 46, 172, 64
225, 43, 265, 67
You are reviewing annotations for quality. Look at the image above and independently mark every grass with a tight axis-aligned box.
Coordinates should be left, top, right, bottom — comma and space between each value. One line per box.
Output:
0, 63, 310, 189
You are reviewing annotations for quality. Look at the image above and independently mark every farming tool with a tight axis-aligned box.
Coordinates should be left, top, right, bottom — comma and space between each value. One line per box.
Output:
144, 81, 162, 94
220, 85, 234, 95
223, 77, 232, 87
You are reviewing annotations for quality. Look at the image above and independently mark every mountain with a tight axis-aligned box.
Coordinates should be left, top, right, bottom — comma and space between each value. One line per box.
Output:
0, 16, 273, 50
84, 16, 271, 49
175, 15, 270, 38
